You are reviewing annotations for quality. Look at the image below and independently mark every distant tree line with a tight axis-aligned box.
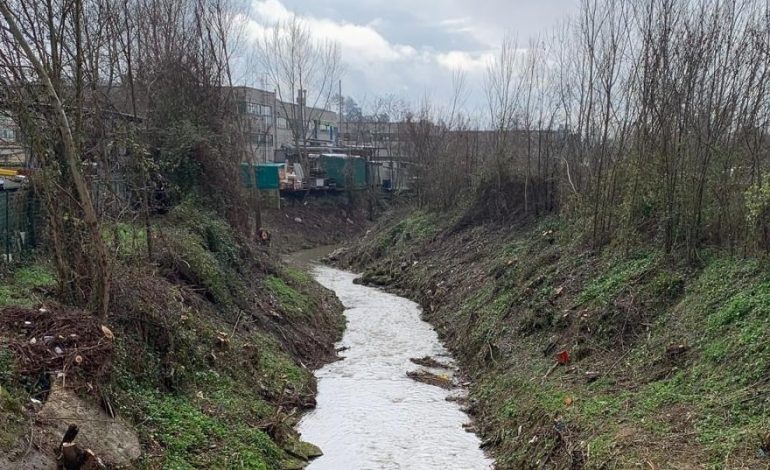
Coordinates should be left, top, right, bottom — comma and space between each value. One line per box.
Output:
405, 0, 770, 260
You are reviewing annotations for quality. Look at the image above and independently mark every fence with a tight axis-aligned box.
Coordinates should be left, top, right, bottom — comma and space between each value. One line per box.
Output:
0, 181, 44, 262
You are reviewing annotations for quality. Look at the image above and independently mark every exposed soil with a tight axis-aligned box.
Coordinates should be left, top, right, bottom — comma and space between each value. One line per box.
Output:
262, 195, 370, 253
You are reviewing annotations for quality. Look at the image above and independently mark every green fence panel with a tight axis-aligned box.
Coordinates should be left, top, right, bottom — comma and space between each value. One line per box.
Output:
320, 155, 367, 189
255, 163, 282, 190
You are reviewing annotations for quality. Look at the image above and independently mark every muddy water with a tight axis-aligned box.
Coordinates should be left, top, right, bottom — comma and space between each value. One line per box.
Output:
298, 265, 493, 470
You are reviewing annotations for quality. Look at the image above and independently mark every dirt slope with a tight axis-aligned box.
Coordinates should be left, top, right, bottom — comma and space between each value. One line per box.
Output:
0, 201, 345, 469
336, 210, 770, 469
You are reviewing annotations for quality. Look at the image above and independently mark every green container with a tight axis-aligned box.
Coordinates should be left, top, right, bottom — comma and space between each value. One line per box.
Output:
320, 155, 367, 189
255, 163, 283, 190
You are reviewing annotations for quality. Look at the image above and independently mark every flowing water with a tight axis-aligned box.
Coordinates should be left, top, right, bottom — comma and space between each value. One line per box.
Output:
297, 265, 493, 470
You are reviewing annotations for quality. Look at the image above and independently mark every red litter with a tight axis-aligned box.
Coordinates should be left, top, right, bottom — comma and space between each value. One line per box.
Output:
556, 350, 570, 365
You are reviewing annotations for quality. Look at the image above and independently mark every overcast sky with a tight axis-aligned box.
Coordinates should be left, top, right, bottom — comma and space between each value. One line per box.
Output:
239, 0, 579, 114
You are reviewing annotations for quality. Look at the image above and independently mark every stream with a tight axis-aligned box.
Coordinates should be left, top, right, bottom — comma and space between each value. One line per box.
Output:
297, 265, 493, 470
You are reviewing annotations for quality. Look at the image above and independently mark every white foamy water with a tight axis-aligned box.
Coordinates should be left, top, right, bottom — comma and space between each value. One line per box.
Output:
297, 266, 493, 470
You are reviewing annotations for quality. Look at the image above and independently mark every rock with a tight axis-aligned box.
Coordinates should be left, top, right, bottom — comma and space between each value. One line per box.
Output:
284, 440, 323, 462
294, 217, 303, 223
281, 458, 307, 470
325, 248, 345, 262
297, 441, 323, 459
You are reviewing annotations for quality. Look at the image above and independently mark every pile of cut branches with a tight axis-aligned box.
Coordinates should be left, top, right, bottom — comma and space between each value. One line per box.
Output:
0, 306, 114, 394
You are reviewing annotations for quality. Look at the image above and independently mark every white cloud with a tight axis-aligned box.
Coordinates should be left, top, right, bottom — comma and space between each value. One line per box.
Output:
240, 0, 560, 111
439, 17, 471, 27
436, 51, 494, 72
252, 0, 292, 23
247, 0, 416, 65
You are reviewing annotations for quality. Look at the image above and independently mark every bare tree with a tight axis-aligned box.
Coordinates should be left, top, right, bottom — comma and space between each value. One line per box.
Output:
0, 0, 111, 317
255, 15, 342, 171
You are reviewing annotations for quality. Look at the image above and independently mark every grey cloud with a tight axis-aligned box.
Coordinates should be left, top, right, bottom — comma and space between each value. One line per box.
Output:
250, 0, 579, 109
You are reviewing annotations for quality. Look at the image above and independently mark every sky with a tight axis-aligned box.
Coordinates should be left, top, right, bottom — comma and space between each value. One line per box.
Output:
237, 0, 579, 114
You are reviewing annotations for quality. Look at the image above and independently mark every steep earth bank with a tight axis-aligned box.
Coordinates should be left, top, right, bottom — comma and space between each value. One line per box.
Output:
262, 194, 372, 253
335, 209, 770, 469
0, 200, 346, 469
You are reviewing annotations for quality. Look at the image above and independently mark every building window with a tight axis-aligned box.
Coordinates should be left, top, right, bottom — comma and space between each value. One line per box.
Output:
239, 102, 272, 117
0, 116, 15, 142
0, 126, 15, 142
277, 117, 288, 129
319, 121, 338, 132
250, 133, 273, 147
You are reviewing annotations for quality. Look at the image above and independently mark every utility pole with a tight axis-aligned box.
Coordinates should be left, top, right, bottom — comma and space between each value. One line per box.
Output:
273, 88, 278, 161
338, 80, 343, 147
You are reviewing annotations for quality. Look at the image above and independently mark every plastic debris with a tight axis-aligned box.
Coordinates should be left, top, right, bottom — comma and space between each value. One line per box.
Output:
556, 350, 570, 365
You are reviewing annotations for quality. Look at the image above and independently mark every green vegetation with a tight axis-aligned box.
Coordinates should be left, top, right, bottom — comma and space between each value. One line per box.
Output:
0, 263, 56, 308
154, 201, 247, 306
345, 211, 770, 468
104, 222, 148, 260
99, 204, 340, 468
578, 253, 657, 305
0, 202, 342, 469
0, 351, 26, 453
265, 275, 314, 318
376, 211, 439, 251
117, 377, 284, 469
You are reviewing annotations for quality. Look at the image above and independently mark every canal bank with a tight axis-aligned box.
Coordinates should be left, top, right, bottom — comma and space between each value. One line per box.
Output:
333, 209, 770, 468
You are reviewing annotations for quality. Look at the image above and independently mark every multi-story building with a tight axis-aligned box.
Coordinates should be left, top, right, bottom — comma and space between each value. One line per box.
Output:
0, 114, 26, 166
228, 86, 339, 163
228, 86, 276, 163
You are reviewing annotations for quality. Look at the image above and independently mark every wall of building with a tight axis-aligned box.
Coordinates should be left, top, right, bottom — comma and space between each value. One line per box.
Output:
0, 115, 26, 166
228, 86, 339, 162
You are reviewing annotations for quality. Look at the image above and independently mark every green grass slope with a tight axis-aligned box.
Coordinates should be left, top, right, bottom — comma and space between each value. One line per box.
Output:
341, 211, 770, 469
